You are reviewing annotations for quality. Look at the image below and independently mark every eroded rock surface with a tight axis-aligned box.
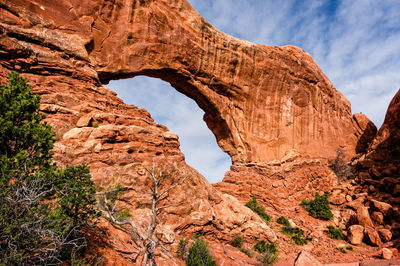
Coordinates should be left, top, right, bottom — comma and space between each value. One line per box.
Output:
1, 0, 373, 165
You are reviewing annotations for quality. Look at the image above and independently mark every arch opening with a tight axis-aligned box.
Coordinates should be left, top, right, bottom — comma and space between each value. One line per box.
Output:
107, 76, 231, 183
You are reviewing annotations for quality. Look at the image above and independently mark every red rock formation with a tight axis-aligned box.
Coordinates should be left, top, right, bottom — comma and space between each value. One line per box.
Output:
2, 0, 372, 165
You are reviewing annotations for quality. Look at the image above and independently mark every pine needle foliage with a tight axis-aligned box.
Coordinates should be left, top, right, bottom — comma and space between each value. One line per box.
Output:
186, 237, 217, 266
245, 196, 272, 222
0, 72, 99, 264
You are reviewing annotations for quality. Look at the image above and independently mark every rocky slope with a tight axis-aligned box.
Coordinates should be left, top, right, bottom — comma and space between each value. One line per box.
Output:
0, 0, 399, 264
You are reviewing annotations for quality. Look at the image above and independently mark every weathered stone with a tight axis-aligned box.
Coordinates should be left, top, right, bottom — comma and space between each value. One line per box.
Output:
378, 229, 392, 242
370, 199, 393, 217
155, 225, 175, 244
347, 225, 364, 245
356, 206, 374, 227
76, 115, 93, 128
382, 247, 392, 259
294, 251, 323, 266
364, 226, 383, 247
330, 192, 347, 205
390, 248, 399, 257
371, 211, 384, 225
346, 195, 353, 202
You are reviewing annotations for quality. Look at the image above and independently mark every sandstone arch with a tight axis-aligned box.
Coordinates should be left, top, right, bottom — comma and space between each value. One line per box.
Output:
2, 0, 371, 166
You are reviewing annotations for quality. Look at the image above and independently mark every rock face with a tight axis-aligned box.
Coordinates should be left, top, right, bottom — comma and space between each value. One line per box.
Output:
1, 0, 373, 166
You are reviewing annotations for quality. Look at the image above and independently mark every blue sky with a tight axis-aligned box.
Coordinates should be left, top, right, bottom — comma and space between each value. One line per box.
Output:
108, 0, 400, 183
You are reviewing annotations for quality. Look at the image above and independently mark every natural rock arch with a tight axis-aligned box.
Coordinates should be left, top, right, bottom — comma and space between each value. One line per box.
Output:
3, 0, 369, 165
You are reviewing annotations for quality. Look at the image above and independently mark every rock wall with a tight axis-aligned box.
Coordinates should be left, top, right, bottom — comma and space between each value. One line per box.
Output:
356, 89, 400, 207
1, 0, 372, 165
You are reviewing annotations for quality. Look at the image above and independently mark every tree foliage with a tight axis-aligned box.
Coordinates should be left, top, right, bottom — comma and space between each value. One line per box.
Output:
326, 225, 345, 240
245, 196, 272, 222
301, 192, 333, 220
186, 238, 217, 266
0, 72, 98, 264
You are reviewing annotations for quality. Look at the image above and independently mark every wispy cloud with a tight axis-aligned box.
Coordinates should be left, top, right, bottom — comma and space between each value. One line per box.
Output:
108, 0, 400, 183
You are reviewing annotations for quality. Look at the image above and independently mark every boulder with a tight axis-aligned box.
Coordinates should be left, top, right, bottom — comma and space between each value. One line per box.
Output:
294, 251, 323, 266
370, 199, 393, 218
347, 225, 364, 245
364, 226, 383, 247
382, 247, 393, 259
356, 206, 374, 227
378, 229, 392, 242
330, 193, 347, 205
371, 211, 384, 225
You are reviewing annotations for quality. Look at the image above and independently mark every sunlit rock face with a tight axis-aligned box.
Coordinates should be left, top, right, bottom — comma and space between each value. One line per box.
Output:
2, 0, 371, 166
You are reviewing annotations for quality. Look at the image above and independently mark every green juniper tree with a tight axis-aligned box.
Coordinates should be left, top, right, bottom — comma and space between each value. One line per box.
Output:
186, 238, 217, 266
0, 72, 99, 264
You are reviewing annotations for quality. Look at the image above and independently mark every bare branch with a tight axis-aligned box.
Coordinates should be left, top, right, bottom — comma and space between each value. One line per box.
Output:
158, 175, 187, 198
157, 202, 184, 211
104, 161, 188, 266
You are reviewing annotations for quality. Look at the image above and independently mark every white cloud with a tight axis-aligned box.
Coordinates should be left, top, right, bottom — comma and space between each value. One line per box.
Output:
108, 1, 400, 183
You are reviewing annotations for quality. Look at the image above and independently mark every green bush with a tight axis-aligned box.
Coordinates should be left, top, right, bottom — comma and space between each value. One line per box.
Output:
326, 225, 345, 240
231, 234, 243, 248
177, 237, 188, 260
301, 192, 333, 220
253, 241, 279, 265
276, 216, 290, 226
0, 72, 99, 264
281, 226, 308, 246
186, 238, 217, 266
245, 196, 272, 222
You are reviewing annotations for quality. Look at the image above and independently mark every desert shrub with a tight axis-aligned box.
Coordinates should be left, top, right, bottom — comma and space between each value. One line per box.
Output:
177, 237, 189, 260
260, 249, 279, 265
253, 241, 279, 265
276, 216, 290, 226
0, 72, 98, 264
186, 237, 217, 266
245, 196, 272, 222
301, 192, 333, 220
254, 241, 277, 254
330, 148, 354, 183
231, 234, 243, 248
326, 225, 345, 240
282, 226, 308, 245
